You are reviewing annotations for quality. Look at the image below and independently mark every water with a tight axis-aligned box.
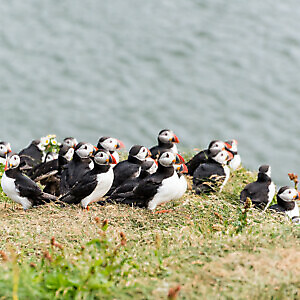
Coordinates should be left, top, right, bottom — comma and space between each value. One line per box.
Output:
0, 0, 300, 186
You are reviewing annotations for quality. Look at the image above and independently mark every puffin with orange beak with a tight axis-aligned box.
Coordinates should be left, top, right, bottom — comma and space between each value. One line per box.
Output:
269, 187, 300, 224
193, 149, 233, 194
186, 140, 226, 176
1, 153, 57, 210
0, 141, 12, 165
109, 152, 185, 210
225, 139, 241, 170
106, 145, 151, 195
60, 150, 116, 209
149, 129, 180, 159
97, 136, 125, 167
60, 142, 96, 196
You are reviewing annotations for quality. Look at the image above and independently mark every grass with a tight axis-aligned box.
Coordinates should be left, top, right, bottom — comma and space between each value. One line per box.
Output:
0, 161, 299, 299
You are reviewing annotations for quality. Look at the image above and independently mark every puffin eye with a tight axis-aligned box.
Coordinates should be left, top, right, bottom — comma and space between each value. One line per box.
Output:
143, 149, 146, 152
289, 191, 291, 194
166, 153, 169, 158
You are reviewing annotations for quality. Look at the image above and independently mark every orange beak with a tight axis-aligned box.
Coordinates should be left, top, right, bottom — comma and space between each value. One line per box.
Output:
4, 157, 8, 171
116, 140, 125, 149
226, 151, 234, 161
172, 135, 180, 143
110, 154, 117, 164
180, 164, 188, 174
176, 153, 185, 164
297, 191, 300, 199
225, 142, 232, 149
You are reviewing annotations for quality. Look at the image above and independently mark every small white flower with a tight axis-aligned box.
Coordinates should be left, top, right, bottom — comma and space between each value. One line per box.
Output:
40, 136, 48, 146
51, 139, 57, 145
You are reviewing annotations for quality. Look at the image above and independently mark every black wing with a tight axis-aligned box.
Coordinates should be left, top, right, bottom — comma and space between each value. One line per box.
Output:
108, 161, 140, 194
29, 159, 59, 181
59, 173, 97, 205
186, 150, 208, 176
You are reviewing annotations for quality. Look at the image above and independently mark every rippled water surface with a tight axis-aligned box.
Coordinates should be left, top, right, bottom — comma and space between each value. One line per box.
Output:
1, 0, 300, 185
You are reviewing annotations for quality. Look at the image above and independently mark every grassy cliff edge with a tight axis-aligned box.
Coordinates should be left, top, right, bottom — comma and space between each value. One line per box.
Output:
0, 162, 299, 299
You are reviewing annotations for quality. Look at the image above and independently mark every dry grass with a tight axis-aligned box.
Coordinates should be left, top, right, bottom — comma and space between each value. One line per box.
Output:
0, 167, 300, 299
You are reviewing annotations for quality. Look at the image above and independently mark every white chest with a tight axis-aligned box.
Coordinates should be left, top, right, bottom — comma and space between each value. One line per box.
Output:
111, 151, 119, 165
229, 155, 241, 170
81, 168, 114, 208
147, 172, 179, 210
174, 175, 187, 200
220, 165, 230, 192
1, 173, 32, 210
285, 202, 300, 220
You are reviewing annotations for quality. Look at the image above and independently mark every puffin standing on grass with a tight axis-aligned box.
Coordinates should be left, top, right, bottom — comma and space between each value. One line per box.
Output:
186, 140, 226, 176
192, 149, 233, 194
107, 145, 151, 195
60, 142, 95, 196
59, 150, 116, 209
108, 157, 158, 200
269, 187, 300, 224
149, 129, 180, 159
18, 139, 45, 172
110, 151, 183, 210
1, 153, 57, 210
225, 139, 241, 170
0, 141, 12, 165
97, 136, 125, 166
240, 165, 276, 211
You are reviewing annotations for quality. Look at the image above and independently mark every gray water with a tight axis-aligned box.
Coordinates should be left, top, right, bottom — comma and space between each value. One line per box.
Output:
1, 0, 300, 186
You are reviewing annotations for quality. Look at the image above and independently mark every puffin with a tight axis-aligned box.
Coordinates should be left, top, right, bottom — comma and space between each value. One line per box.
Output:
225, 139, 241, 170
60, 142, 95, 196
269, 186, 300, 224
18, 139, 45, 172
192, 149, 232, 194
107, 145, 151, 195
63, 137, 78, 148
110, 151, 182, 210
186, 140, 226, 176
173, 163, 188, 200
38, 145, 75, 196
240, 165, 276, 210
149, 129, 180, 159
108, 157, 158, 200
97, 136, 125, 166
0, 141, 12, 165
1, 153, 57, 210
59, 150, 116, 209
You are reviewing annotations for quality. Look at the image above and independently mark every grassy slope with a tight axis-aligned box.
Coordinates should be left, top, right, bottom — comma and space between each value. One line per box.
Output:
0, 163, 299, 299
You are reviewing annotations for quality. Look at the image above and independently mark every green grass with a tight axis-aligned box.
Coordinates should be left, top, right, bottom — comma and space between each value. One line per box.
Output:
0, 162, 299, 299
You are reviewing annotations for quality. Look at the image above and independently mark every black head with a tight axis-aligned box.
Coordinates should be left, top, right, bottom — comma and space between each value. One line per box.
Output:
0, 141, 12, 158
63, 137, 78, 148
277, 186, 299, 202
129, 145, 150, 161
157, 129, 179, 144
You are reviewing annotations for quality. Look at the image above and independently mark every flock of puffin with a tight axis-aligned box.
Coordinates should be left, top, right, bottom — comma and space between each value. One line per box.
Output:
0, 129, 299, 224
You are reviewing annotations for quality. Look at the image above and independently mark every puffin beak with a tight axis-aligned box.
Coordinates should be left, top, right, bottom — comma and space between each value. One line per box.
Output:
226, 151, 234, 161
176, 153, 185, 164
116, 140, 125, 149
4, 156, 8, 171
225, 142, 232, 149
180, 164, 188, 174
297, 191, 300, 200
171, 135, 180, 143
110, 154, 117, 164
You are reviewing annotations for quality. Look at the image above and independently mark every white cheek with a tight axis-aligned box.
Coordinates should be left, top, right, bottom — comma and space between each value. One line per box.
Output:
159, 135, 170, 143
